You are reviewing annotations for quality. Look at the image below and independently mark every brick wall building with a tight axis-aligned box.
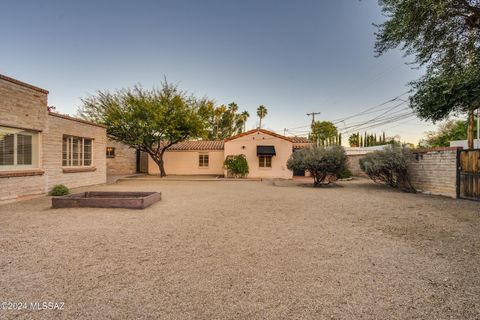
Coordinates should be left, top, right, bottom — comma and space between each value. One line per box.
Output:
0, 74, 107, 203
408, 148, 459, 198
106, 139, 137, 175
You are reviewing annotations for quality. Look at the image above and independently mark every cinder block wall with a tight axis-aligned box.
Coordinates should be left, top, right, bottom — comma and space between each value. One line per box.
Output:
0, 76, 48, 203
408, 148, 458, 198
106, 139, 137, 175
44, 114, 107, 190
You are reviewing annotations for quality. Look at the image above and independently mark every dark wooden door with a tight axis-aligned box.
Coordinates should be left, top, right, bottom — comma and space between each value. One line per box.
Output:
457, 149, 480, 201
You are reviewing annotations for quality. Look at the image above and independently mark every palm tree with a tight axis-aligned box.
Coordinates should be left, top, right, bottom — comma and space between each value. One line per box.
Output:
240, 111, 249, 132
257, 105, 268, 128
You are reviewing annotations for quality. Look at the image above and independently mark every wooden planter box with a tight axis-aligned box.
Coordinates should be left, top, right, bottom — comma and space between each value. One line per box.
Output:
52, 191, 161, 209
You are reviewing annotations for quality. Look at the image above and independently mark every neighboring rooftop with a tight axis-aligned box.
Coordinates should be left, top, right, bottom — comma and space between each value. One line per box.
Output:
289, 136, 310, 144
0, 74, 49, 94
168, 140, 225, 151
225, 128, 293, 142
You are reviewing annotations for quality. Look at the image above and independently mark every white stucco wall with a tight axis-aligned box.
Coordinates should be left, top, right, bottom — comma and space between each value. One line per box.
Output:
224, 131, 293, 179
148, 150, 224, 175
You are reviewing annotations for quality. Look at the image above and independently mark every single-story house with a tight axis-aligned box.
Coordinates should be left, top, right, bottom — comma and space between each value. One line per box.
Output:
0, 74, 107, 203
145, 129, 310, 179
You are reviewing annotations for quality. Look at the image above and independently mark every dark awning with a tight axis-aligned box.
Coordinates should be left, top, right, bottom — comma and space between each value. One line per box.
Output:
257, 145, 276, 156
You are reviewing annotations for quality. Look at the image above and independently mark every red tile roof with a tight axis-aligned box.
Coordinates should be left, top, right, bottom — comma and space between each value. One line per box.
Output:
168, 140, 224, 151
224, 128, 293, 142
289, 136, 310, 143
0, 74, 49, 94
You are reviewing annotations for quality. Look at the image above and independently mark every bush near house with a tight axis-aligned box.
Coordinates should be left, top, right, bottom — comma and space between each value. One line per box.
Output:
287, 145, 348, 186
50, 184, 70, 196
224, 154, 249, 178
359, 147, 415, 192
339, 168, 353, 179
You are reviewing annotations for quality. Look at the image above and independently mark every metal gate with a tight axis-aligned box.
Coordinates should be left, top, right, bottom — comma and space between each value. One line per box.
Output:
457, 149, 480, 201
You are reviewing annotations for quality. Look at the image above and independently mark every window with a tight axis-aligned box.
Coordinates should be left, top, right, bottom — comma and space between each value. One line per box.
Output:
199, 153, 209, 167
259, 156, 272, 168
62, 135, 93, 166
0, 126, 37, 169
106, 147, 116, 158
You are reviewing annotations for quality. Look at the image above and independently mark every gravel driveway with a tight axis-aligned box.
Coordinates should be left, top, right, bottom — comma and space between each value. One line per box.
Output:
0, 178, 479, 319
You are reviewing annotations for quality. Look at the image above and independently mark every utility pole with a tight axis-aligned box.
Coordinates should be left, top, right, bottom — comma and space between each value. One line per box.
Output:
306, 112, 321, 125
283, 128, 288, 136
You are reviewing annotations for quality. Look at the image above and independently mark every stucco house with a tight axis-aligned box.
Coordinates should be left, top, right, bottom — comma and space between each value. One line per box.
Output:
0, 74, 107, 203
145, 129, 310, 179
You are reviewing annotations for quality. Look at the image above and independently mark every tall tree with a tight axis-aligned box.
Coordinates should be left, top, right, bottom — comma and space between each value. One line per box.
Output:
310, 121, 338, 146
78, 82, 207, 177
257, 105, 268, 128
240, 111, 250, 132
422, 118, 478, 147
200, 102, 250, 140
375, 0, 480, 148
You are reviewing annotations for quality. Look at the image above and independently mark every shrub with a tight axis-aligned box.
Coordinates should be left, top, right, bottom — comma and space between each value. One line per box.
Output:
359, 147, 415, 192
339, 167, 353, 179
50, 184, 70, 196
224, 154, 249, 178
287, 145, 348, 186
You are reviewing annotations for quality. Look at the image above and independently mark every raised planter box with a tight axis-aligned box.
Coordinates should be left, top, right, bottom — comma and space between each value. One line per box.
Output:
52, 191, 161, 209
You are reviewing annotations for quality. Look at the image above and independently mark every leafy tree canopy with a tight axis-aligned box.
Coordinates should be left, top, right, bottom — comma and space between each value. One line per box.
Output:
78, 81, 207, 177
375, 0, 480, 70
199, 102, 249, 140
421, 118, 478, 147
410, 64, 480, 122
310, 121, 338, 145
375, 0, 480, 148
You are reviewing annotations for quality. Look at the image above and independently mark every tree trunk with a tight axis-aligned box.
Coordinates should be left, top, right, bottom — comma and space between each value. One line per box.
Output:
467, 109, 475, 149
150, 153, 167, 177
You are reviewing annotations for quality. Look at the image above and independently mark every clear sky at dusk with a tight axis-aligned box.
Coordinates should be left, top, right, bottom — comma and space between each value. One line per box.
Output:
0, 0, 437, 144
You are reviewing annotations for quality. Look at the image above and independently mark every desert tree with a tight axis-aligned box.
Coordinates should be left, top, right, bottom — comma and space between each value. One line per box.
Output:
375, 0, 480, 148
78, 81, 207, 177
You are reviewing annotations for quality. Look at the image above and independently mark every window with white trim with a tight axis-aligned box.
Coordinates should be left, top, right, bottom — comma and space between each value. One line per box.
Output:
259, 156, 272, 168
0, 126, 38, 170
199, 153, 209, 167
62, 135, 93, 166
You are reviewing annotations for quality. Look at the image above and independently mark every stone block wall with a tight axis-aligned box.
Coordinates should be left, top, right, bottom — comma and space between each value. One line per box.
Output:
408, 148, 458, 198
0, 74, 48, 131
0, 76, 48, 203
44, 113, 107, 191
0, 74, 108, 203
106, 139, 137, 175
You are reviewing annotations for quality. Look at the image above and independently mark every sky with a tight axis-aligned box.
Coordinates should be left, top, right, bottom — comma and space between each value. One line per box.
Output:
0, 0, 438, 144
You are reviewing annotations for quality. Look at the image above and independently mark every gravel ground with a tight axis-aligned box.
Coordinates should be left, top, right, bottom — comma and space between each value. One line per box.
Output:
0, 178, 479, 320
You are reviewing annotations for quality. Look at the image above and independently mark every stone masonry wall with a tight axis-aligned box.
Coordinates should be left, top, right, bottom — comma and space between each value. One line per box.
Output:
0, 76, 48, 203
106, 139, 137, 175
0, 75, 48, 131
43, 114, 107, 191
408, 148, 458, 198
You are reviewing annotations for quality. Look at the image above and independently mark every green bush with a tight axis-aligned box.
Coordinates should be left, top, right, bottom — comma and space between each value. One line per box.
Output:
339, 168, 353, 179
359, 147, 415, 192
224, 154, 249, 178
287, 145, 348, 186
50, 184, 70, 196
